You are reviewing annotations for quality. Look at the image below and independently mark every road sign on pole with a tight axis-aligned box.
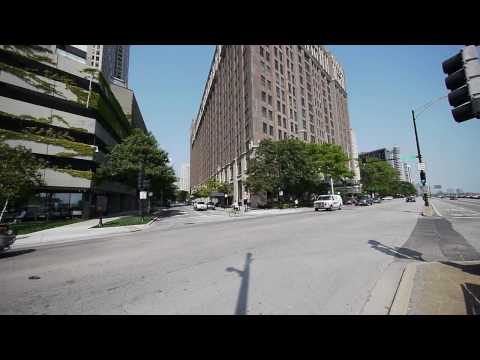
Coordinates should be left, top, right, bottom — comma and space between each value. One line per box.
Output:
400, 154, 417, 161
139, 191, 147, 200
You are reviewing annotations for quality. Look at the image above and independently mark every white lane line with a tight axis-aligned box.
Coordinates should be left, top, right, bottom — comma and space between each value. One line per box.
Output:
452, 216, 480, 219
430, 202, 442, 217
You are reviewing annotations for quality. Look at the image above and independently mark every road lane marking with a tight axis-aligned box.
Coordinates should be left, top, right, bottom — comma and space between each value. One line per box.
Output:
431, 202, 442, 217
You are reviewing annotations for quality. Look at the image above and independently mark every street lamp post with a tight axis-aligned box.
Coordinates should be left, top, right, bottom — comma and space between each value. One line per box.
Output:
411, 110, 429, 207
410, 96, 447, 208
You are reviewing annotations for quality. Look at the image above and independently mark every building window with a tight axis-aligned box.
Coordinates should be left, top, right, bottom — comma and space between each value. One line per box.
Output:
278, 115, 282, 126
268, 110, 273, 120
263, 122, 268, 134
278, 129, 282, 139
268, 94, 272, 105
269, 125, 273, 136
277, 100, 281, 112
262, 107, 267, 117
261, 75, 266, 87
261, 91, 266, 102
266, 52, 270, 62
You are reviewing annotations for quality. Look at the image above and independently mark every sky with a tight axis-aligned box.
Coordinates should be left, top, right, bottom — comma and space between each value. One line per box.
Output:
129, 45, 480, 193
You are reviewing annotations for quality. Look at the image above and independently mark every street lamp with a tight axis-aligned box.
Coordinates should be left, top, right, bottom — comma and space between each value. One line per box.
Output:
411, 95, 447, 209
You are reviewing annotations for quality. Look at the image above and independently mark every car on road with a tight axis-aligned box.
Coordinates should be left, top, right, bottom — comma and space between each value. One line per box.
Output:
356, 196, 373, 206
449, 196, 457, 200
372, 197, 382, 204
0, 223, 16, 253
406, 196, 416, 202
314, 194, 343, 211
207, 202, 216, 210
193, 202, 208, 211
382, 196, 394, 200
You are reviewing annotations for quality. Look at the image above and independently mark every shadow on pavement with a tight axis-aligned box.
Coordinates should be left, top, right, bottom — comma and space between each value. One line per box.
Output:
153, 209, 186, 220
461, 283, 480, 315
0, 248, 36, 259
226, 252, 254, 315
368, 240, 425, 261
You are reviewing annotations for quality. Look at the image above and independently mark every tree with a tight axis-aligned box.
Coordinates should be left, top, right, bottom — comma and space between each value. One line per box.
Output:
96, 129, 175, 198
0, 140, 45, 221
175, 190, 190, 203
191, 177, 232, 199
246, 139, 281, 196
360, 158, 400, 196
246, 139, 353, 202
307, 143, 354, 183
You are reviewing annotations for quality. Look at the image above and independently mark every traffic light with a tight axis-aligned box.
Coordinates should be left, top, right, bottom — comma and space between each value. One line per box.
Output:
420, 170, 426, 187
442, 45, 480, 123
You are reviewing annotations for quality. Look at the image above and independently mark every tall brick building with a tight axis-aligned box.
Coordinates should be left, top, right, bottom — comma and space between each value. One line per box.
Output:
191, 45, 355, 205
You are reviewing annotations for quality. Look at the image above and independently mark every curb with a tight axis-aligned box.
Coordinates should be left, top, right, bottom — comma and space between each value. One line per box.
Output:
389, 262, 418, 315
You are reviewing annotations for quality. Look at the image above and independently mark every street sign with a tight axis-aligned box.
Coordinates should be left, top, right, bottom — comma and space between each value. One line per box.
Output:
418, 162, 426, 171
139, 191, 147, 200
400, 155, 417, 161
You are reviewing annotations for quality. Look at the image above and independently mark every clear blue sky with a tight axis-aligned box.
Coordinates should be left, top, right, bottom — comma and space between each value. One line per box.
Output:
129, 45, 480, 193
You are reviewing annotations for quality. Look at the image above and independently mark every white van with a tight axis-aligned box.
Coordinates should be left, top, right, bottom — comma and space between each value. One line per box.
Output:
314, 194, 343, 211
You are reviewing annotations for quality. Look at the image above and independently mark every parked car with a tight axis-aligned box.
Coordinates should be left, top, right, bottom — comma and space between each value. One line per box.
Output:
406, 196, 416, 202
193, 201, 208, 211
314, 194, 343, 211
382, 196, 394, 200
372, 197, 382, 204
207, 202, 216, 210
356, 196, 373, 206
0, 223, 16, 253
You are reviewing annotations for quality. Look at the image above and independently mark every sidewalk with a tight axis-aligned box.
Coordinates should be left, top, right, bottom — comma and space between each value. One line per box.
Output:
13, 214, 155, 249
390, 261, 480, 315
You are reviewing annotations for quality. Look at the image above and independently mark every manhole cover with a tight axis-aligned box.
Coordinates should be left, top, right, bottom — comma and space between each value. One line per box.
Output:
29, 276, 41, 280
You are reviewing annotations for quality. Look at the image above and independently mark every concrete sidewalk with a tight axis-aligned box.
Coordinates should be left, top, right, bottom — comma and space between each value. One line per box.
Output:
390, 261, 480, 315
13, 215, 154, 249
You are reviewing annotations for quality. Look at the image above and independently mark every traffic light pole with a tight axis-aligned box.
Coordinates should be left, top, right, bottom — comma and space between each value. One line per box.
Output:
412, 110, 429, 207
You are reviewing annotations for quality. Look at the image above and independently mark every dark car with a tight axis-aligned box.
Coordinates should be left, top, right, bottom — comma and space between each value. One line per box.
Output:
0, 223, 16, 253
406, 196, 416, 202
356, 197, 373, 206
207, 202, 216, 210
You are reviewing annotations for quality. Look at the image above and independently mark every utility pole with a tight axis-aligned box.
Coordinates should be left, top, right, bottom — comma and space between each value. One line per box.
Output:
411, 110, 429, 207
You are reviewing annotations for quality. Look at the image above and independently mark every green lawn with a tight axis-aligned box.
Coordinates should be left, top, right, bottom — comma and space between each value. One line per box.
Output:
93, 216, 154, 228
11, 218, 84, 235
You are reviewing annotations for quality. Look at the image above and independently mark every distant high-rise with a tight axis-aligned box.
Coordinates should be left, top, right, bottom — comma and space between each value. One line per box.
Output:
403, 162, 413, 183
56, 45, 130, 88
350, 129, 361, 182
359, 146, 406, 181
178, 164, 190, 192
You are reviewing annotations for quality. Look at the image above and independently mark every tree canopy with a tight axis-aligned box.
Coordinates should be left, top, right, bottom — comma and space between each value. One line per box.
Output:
191, 177, 232, 199
246, 139, 353, 199
96, 129, 176, 198
360, 158, 416, 196
0, 140, 45, 218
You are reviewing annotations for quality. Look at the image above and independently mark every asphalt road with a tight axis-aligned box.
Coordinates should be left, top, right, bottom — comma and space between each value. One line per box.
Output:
0, 199, 429, 314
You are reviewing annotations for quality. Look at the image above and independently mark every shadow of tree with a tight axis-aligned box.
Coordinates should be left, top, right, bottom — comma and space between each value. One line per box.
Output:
226, 252, 253, 315
368, 240, 424, 261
